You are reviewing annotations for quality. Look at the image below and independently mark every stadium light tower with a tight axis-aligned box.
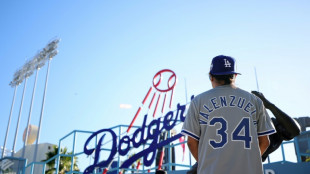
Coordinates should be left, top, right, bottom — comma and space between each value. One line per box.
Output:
1, 38, 60, 159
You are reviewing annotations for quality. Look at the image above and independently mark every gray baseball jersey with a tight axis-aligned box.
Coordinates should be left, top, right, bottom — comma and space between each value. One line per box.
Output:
182, 85, 276, 174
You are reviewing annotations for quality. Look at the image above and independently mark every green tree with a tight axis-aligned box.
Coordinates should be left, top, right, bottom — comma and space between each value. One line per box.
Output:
42, 145, 79, 174
305, 149, 310, 162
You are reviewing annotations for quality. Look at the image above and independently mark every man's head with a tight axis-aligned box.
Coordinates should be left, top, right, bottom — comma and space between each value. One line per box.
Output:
209, 55, 240, 87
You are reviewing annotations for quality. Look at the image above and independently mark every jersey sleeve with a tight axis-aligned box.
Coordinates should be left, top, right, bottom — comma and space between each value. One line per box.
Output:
181, 100, 201, 141
256, 101, 276, 137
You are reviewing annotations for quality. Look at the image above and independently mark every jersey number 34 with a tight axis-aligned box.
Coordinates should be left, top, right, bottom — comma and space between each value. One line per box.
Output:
209, 117, 252, 149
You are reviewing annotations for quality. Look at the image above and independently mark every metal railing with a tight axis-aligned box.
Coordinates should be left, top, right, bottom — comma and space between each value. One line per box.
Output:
0, 156, 27, 174
265, 130, 310, 164
3, 128, 309, 174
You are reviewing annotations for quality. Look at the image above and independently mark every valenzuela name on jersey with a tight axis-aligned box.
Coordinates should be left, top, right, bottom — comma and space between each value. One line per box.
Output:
199, 95, 256, 123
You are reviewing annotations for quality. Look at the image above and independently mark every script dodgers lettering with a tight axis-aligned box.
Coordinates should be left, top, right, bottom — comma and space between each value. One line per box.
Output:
83, 103, 187, 174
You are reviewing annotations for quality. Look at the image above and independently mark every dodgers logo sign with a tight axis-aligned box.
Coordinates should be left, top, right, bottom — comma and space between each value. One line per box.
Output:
83, 69, 187, 174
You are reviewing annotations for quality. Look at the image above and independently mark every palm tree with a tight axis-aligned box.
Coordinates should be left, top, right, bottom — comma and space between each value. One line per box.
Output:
42, 145, 79, 174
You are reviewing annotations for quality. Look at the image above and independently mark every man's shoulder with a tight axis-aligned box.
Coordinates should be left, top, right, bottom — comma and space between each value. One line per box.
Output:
235, 87, 259, 98
235, 87, 252, 96
194, 89, 214, 100
234, 88, 264, 107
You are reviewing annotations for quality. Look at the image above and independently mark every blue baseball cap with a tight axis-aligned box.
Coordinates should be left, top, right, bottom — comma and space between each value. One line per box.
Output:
209, 55, 241, 75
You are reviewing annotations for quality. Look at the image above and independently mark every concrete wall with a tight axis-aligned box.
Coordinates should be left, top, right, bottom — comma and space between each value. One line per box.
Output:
14, 143, 55, 174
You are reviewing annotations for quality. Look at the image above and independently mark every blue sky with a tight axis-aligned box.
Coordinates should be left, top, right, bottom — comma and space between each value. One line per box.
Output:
1, 0, 310, 168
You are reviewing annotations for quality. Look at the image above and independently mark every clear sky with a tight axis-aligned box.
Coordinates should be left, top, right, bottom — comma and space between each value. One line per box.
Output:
1, 0, 310, 170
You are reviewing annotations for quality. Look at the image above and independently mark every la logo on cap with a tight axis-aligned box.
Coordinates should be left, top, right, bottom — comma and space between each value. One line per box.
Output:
209, 55, 241, 75
224, 59, 231, 67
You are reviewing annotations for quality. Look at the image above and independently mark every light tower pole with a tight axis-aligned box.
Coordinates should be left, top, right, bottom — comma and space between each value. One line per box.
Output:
13, 60, 37, 156
1, 66, 25, 158
33, 49, 58, 162
1, 86, 18, 158
22, 52, 47, 158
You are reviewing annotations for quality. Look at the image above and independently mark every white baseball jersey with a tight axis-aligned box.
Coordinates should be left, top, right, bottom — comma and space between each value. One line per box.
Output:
182, 85, 276, 174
